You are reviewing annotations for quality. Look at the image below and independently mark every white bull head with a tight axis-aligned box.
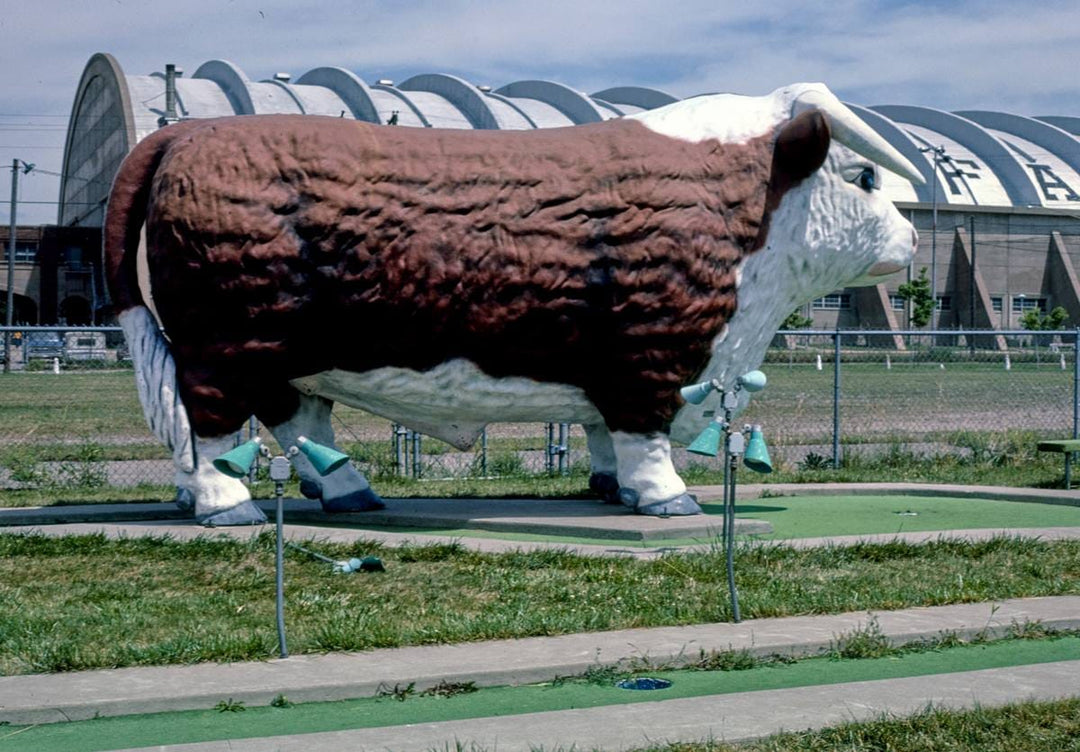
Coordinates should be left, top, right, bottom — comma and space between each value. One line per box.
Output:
646, 83, 925, 443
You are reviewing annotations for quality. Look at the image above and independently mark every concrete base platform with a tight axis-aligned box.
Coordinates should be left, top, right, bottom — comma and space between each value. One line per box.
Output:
0, 497, 772, 541
282, 497, 771, 540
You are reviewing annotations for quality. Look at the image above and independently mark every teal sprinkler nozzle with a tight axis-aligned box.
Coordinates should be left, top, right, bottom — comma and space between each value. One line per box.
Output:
286, 542, 384, 573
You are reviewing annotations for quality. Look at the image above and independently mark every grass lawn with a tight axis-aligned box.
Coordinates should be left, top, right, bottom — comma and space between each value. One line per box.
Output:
0, 533, 1077, 674
2, 635, 1077, 752
659, 698, 1080, 752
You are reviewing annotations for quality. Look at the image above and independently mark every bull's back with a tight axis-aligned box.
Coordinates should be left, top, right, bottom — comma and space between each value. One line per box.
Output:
143, 115, 770, 434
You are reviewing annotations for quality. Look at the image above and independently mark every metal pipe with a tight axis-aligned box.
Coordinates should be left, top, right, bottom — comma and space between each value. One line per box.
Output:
545, 423, 554, 475
393, 424, 405, 476
1071, 327, 1079, 488
411, 430, 421, 478
5, 160, 17, 373
248, 416, 258, 484
969, 216, 976, 331
726, 448, 741, 624
832, 329, 841, 470
274, 480, 289, 659
159, 64, 181, 127
558, 422, 569, 475
480, 428, 488, 476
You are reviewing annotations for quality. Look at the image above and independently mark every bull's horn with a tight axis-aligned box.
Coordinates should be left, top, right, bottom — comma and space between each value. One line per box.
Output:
793, 89, 926, 185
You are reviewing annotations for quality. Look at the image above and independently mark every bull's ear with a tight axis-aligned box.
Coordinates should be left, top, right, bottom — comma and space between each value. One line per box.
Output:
774, 110, 831, 182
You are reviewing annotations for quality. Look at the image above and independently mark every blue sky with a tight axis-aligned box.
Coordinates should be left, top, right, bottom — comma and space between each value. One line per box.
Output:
2, 0, 1078, 224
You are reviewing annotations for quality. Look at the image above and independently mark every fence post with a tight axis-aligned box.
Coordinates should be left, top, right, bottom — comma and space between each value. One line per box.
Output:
1072, 328, 1079, 487
393, 424, 406, 476
545, 423, 555, 475
833, 329, 841, 469
480, 428, 488, 477
558, 422, 569, 475
248, 416, 259, 483
411, 430, 422, 478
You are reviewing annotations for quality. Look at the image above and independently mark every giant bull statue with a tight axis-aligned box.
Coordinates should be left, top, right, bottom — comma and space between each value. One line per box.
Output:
104, 82, 923, 526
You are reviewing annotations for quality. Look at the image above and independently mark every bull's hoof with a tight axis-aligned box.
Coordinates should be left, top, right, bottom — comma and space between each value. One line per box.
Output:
321, 487, 386, 513
174, 487, 195, 513
588, 472, 621, 504
635, 493, 702, 517
617, 488, 639, 508
196, 500, 268, 527
299, 479, 321, 500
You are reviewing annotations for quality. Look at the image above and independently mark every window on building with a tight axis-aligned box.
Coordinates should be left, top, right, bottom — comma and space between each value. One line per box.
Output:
1012, 296, 1048, 313
889, 295, 906, 311
936, 295, 952, 311
812, 294, 852, 310
2, 242, 37, 263
991, 296, 1003, 313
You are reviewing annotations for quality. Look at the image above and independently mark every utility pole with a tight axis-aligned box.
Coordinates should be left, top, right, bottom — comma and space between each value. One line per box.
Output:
969, 215, 976, 330
920, 145, 952, 330
5, 159, 33, 373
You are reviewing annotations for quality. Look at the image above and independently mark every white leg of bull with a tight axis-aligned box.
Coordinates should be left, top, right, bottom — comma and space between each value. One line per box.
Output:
266, 394, 384, 512
583, 423, 620, 504
182, 433, 267, 526
119, 306, 264, 526
611, 431, 701, 516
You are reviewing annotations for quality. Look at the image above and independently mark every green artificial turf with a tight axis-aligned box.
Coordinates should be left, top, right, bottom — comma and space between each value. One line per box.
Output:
721, 493, 1080, 540
327, 494, 1080, 549
2, 636, 1077, 752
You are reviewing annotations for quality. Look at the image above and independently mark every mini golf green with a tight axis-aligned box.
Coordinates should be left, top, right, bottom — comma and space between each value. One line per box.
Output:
720, 494, 1080, 540
3, 636, 1077, 752
337, 494, 1080, 548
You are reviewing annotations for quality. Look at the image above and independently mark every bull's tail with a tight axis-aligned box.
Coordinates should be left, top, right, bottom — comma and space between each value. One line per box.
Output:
105, 123, 203, 474
103, 121, 201, 311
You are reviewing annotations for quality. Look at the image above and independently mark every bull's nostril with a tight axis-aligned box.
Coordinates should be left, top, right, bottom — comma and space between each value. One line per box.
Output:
911, 228, 919, 250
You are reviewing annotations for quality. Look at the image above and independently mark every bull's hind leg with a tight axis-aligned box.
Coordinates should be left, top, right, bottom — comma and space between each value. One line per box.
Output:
583, 423, 620, 504
611, 431, 701, 516
265, 393, 384, 512
118, 307, 264, 526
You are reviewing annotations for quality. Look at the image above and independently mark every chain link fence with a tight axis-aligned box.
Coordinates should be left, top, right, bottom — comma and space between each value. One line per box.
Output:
1, 326, 1076, 497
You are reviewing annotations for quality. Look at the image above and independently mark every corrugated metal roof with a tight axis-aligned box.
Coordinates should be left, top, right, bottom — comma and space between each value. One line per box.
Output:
60, 54, 1080, 227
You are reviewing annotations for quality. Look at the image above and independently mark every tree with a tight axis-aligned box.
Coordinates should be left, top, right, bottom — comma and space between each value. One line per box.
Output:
897, 267, 934, 328
780, 309, 813, 330
1019, 305, 1069, 331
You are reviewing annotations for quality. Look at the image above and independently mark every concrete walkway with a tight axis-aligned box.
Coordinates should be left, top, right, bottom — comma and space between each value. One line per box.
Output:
116, 660, 1080, 752
3, 596, 1078, 726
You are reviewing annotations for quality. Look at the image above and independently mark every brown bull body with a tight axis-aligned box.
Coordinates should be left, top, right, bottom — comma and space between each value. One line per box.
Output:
105, 114, 803, 440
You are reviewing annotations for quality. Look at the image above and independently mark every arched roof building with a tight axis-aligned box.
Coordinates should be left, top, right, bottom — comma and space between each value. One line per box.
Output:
59, 53, 1080, 335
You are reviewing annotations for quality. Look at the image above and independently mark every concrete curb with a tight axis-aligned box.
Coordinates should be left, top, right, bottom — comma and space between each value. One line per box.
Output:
2, 596, 1078, 726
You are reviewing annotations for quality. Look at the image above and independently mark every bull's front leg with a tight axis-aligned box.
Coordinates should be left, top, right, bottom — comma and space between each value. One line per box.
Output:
611, 431, 701, 516
265, 393, 384, 513
178, 434, 268, 526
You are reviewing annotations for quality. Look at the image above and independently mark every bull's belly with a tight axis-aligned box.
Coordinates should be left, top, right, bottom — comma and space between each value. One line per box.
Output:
289, 359, 605, 449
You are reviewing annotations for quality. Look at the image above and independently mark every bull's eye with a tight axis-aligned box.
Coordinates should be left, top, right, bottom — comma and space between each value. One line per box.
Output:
854, 167, 877, 192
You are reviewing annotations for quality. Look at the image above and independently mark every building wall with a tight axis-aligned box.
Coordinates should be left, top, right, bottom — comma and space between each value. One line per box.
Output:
0, 226, 104, 324
807, 207, 1080, 331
